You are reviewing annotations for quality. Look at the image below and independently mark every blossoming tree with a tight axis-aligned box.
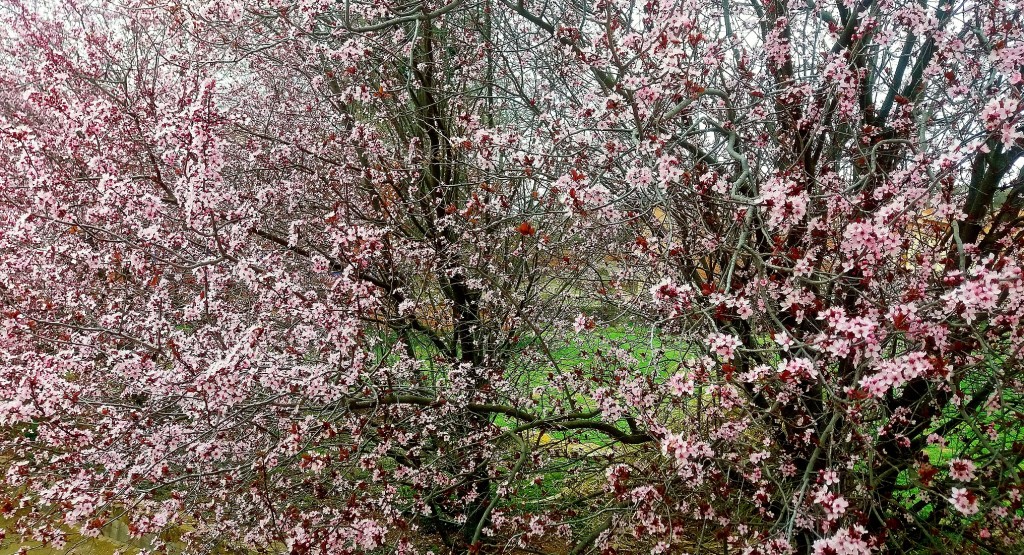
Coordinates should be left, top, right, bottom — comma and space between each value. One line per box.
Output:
1, 0, 1022, 554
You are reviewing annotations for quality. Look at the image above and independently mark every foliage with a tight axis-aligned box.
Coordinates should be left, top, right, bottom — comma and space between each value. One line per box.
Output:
1, 0, 1023, 553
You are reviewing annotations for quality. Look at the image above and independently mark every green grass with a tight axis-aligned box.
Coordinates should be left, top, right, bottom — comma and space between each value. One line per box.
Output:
363, 323, 1024, 551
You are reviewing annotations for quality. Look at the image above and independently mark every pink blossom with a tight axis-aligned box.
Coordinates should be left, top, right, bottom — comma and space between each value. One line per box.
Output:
948, 459, 977, 482
949, 488, 980, 515
812, 526, 873, 555
707, 333, 742, 361
666, 374, 695, 396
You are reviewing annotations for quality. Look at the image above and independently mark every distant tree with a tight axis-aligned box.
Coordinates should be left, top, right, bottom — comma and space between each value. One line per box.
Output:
1, 0, 1022, 554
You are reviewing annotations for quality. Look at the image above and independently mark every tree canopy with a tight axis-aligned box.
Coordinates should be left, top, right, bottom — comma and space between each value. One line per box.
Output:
1, 0, 1023, 553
